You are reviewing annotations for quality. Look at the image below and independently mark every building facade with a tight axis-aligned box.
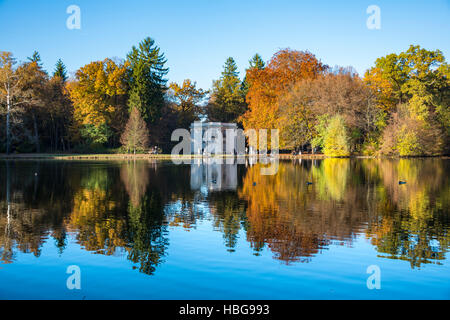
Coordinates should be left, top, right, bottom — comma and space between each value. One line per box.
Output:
190, 122, 239, 155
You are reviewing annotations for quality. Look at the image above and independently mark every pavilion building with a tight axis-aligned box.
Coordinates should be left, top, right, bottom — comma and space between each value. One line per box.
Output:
190, 121, 239, 155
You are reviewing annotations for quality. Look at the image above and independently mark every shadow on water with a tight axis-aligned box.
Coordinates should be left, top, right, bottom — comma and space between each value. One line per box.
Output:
0, 158, 449, 274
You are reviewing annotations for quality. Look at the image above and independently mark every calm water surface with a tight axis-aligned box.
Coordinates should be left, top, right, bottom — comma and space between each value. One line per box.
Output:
0, 159, 449, 299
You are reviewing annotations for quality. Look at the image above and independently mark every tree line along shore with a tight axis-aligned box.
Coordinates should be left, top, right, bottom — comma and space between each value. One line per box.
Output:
1, 38, 449, 157
1, 153, 448, 161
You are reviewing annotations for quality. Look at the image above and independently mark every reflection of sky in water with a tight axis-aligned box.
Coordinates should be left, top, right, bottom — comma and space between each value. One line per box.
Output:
1, 230, 449, 300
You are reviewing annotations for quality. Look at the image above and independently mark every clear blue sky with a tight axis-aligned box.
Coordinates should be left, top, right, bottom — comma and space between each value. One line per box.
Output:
0, 0, 449, 89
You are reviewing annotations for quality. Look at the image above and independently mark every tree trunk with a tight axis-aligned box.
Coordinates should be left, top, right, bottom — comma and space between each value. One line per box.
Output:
61, 128, 66, 152
32, 111, 40, 153
51, 115, 56, 151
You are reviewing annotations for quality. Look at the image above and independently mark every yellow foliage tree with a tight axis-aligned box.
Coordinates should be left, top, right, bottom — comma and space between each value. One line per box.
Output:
363, 67, 395, 112
169, 79, 207, 128
67, 58, 129, 147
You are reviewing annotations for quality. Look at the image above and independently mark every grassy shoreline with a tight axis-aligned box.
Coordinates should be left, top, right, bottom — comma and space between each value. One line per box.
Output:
0, 153, 327, 160
0, 153, 447, 161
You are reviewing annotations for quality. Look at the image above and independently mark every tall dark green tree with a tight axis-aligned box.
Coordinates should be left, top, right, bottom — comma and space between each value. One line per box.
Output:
53, 59, 68, 82
249, 53, 265, 70
222, 57, 239, 79
127, 37, 169, 124
207, 57, 246, 123
27, 51, 42, 67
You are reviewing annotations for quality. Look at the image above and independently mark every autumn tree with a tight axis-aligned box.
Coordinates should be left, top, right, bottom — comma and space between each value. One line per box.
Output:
127, 37, 169, 124
241, 53, 265, 98
363, 67, 395, 112
380, 103, 445, 156
67, 58, 129, 149
0, 52, 74, 153
0, 52, 19, 153
16, 59, 50, 152
242, 49, 327, 148
310, 114, 352, 157
0, 44, 446, 156
42, 72, 72, 151
278, 79, 316, 151
207, 57, 246, 123
0, 52, 60, 153
168, 79, 207, 128
39, 58, 72, 151
321, 115, 351, 156
120, 107, 150, 154
0, 52, 40, 153
367, 45, 450, 155
365, 45, 449, 107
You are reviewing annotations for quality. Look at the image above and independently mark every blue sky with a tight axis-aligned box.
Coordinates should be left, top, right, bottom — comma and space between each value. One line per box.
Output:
0, 0, 449, 89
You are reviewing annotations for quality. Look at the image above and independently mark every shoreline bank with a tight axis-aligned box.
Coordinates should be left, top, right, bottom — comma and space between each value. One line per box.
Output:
0, 153, 326, 160
0, 153, 447, 161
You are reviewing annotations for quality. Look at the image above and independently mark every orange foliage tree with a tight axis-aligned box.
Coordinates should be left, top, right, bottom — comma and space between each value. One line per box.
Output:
241, 49, 327, 148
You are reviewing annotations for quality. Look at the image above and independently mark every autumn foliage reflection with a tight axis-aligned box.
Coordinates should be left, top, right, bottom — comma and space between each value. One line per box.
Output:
239, 160, 362, 263
363, 159, 450, 268
66, 161, 169, 275
0, 159, 449, 272
238, 159, 449, 267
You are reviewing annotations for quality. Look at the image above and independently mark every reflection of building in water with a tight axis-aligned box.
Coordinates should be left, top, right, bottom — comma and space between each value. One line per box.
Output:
190, 160, 238, 192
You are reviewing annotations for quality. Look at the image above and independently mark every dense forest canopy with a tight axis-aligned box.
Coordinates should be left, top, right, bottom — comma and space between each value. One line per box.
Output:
0, 40, 448, 155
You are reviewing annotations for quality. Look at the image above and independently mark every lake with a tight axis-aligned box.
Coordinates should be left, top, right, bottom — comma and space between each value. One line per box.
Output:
0, 158, 449, 300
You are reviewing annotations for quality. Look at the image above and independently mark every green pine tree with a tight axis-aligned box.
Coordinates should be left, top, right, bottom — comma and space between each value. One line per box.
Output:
53, 59, 68, 82
207, 57, 246, 123
222, 57, 239, 78
27, 51, 42, 66
127, 37, 169, 124
249, 53, 265, 70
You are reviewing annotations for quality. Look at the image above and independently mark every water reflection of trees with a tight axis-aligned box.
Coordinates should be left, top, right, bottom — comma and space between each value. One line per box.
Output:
363, 159, 450, 268
0, 161, 170, 275
0, 158, 449, 272
239, 159, 449, 267
0, 161, 74, 263
239, 160, 370, 263
208, 191, 247, 252
68, 164, 129, 255
67, 161, 169, 275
